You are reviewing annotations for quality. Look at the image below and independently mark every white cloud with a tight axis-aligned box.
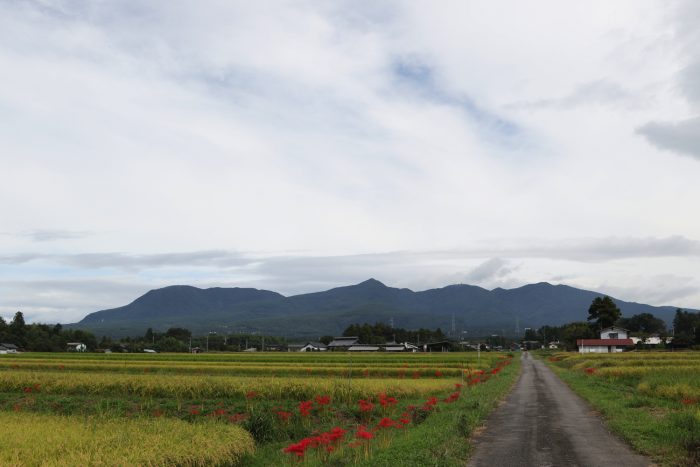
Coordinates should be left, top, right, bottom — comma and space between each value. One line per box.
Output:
1, 0, 699, 322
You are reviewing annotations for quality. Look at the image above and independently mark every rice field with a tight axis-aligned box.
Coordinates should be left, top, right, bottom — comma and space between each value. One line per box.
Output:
0, 351, 519, 466
545, 351, 700, 466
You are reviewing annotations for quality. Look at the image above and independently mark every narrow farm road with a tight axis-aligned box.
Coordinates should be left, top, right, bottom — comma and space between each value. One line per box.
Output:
467, 352, 653, 467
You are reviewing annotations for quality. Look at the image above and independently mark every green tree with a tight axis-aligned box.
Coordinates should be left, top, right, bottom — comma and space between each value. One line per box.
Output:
165, 327, 191, 342
618, 312, 666, 335
587, 296, 621, 330
560, 321, 597, 350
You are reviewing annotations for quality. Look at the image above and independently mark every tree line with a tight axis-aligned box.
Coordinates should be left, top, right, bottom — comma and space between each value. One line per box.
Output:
0, 312, 97, 351
523, 296, 700, 350
341, 322, 446, 345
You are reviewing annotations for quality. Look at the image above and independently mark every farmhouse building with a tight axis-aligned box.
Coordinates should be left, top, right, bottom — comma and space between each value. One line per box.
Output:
577, 326, 634, 353
66, 342, 87, 352
0, 343, 18, 353
327, 336, 359, 350
299, 342, 327, 352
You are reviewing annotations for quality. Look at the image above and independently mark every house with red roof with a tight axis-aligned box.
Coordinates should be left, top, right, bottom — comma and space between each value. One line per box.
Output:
576, 326, 635, 353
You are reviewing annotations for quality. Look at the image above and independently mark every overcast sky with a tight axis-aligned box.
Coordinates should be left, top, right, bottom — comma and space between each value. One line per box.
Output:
2, 0, 700, 324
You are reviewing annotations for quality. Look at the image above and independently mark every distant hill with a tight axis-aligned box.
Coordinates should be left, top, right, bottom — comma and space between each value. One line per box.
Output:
69, 279, 694, 338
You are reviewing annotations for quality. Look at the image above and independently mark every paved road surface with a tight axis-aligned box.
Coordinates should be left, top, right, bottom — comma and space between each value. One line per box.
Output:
467, 352, 652, 467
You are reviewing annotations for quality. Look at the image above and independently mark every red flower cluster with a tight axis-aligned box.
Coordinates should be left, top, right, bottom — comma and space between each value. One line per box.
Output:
299, 400, 313, 417
434, 370, 443, 378
283, 427, 347, 458
228, 413, 248, 423
358, 399, 374, 412
378, 393, 398, 408
356, 426, 374, 440
277, 410, 292, 422
209, 408, 226, 417
681, 398, 697, 405
584, 367, 597, 374
422, 397, 438, 412
377, 417, 396, 429
188, 406, 201, 415
22, 384, 40, 394
315, 395, 331, 406
245, 391, 258, 399
443, 391, 461, 403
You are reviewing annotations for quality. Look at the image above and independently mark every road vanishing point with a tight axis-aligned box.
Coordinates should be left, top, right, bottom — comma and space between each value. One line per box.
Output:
467, 352, 653, 467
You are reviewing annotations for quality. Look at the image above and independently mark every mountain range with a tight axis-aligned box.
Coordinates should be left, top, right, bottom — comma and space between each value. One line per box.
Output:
69, 279, 693, 338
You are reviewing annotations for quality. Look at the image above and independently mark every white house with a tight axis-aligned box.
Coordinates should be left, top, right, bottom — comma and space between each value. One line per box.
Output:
0, 343, 18, 354
300, 342, 327, 352
577, 326, 634, 353
66, 342, 87, 352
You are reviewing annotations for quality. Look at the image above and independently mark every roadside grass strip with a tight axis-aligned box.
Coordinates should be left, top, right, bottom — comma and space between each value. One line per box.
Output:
544, 352, 700, 467
0, 411, 254, 466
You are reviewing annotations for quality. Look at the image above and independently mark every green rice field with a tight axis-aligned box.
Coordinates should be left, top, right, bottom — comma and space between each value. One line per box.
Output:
0, 351, 520, 466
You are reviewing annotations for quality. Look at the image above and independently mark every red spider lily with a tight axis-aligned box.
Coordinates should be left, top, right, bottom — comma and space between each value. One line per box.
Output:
491, 368, 501, 375
358, 399, 374, 412
283, 428, 347, 458
422, 397, 439, 412
283, 438, 312, 457
299, 400, 313, 417
455, 383, 463, 390
434, 370, 443, 377
584, 367, 597, 374
444, 392, 460, 403
362, 369, 369, 377
189, 407, 201, 415
681, 398, 697, 405
277, 410, 293, 422
315, 395, 331, 406
356, 426, 374, 440
327, 426, 347, 441
399, 417, 411, 425
245, 391, 258, 399
210, 408, 226, 416
378, 393, 398, 407
411, 371, 421, 379
228, 413, 248, 423
22, 386, 33, 394
377, 417, 396, 429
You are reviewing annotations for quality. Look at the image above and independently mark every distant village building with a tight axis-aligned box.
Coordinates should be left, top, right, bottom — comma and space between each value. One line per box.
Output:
66, 342, 87, 352
384, 342, 419, 352
0, 343, 18, 354
423, 341, 453, 352
577, 326, 634, 353
327, 336, 359, 351
299, 342, 327, 352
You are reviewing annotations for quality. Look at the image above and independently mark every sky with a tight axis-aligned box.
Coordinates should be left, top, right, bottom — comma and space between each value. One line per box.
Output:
1, 0, 700, 324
